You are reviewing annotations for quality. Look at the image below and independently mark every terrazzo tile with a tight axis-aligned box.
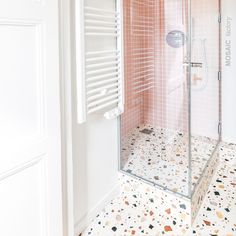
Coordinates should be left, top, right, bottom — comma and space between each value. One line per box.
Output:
192, 145, 236, 235
191, 148, 219, 222
82, 174, 191, 236
81, 145, 236, 236
121, 125, 218, 195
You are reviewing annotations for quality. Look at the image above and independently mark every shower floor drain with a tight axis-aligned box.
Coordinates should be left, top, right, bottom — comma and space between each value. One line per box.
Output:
140, 128, 153, 135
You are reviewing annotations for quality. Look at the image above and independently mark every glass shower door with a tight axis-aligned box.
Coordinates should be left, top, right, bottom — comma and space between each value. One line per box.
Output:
190, 0, 221, 194
120, 0, 192, 198
161, 0, 191, 197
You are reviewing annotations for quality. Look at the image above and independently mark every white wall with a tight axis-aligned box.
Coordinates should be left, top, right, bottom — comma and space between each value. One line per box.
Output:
191, 0, 220, 140
191, 0, 236, 144
71, 0, 120, 234
72, 115, 120, 234
222, 0, 236, 143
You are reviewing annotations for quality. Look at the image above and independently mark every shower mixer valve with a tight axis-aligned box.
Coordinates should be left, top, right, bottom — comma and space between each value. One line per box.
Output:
183, 62, 203, 68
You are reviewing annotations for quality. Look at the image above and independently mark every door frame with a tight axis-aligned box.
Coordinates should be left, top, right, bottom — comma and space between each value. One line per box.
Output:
59, 0, 75, 235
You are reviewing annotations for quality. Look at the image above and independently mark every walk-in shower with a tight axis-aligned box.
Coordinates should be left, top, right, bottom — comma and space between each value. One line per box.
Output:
119, 0, 221, 199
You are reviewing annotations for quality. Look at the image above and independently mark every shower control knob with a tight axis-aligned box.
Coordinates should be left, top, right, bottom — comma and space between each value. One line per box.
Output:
183, 62, 203, 68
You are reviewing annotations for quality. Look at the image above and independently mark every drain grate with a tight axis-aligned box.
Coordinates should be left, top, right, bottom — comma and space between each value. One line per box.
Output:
140, 128, 153, 135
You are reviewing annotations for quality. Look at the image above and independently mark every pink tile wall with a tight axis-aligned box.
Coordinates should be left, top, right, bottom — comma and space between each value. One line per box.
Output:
120, 7, 135, 136
150, 0, 189, 133
121, 0, 190, 137
121, 0, 149, 136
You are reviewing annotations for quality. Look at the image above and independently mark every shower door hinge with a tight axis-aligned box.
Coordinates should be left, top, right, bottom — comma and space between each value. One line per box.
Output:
218, 13, 222, 24
218, 122, 222, 135
218, 71, 222, 81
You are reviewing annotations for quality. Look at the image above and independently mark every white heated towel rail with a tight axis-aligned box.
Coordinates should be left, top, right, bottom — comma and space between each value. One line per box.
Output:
75, 0, 124, 123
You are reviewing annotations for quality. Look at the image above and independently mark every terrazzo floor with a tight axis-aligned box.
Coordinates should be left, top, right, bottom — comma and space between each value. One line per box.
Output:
121, 125, 218, 195
81, 144, 236, 236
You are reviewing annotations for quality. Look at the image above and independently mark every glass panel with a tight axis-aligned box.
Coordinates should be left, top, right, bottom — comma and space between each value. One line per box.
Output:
190, 0, 220, 193
120, 0, 191, 197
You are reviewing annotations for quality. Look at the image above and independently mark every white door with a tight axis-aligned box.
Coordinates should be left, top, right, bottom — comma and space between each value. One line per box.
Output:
0, 0, 63, 235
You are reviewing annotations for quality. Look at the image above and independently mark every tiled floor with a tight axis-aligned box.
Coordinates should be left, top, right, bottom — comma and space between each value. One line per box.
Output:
82, 144, 236, 236
121, 125, 217, 195
192, 145, 236, 236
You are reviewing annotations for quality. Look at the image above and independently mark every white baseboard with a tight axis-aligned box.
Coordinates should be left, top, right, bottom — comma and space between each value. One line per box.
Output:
74, 183, 120, 236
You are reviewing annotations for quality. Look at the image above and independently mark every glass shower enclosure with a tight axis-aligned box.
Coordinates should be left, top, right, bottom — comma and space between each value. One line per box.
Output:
119, 0, 221, 199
